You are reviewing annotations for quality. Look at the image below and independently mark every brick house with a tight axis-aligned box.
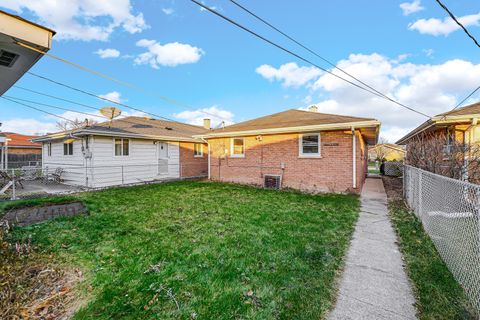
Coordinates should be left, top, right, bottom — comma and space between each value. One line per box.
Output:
0, 132, 42, 168
195, 108, 380, 193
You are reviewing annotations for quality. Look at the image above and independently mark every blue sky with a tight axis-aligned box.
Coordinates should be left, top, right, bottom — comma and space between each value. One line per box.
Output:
1, 0, 479, 141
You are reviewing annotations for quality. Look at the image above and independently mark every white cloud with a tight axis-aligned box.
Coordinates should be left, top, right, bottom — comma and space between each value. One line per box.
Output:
162, 8, 174, 15
134, 39, 204, 68
399, 0, 424, 16
0, 0, 148, 41
173, 106, 234, 128
409, 12, 480, 36
99, 91, 123, 103
256, 62, 322, 88
1, 118, 57, 135
94, 48, 121, 58
423, 48, 434, 57
260, 54, 480, 142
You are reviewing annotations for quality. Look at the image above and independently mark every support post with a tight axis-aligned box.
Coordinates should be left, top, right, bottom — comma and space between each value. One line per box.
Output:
352, 127, 357, 189
11, 169, 16, 201
418, 171, 423, 217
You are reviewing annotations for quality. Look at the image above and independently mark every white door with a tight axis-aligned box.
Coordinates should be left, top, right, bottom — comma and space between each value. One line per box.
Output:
158, 142, 168, 175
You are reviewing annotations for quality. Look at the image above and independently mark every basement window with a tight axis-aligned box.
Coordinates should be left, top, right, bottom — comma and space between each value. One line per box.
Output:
264, 175, 282, 190
299, 133, 321, 157
0, 50, 19, 68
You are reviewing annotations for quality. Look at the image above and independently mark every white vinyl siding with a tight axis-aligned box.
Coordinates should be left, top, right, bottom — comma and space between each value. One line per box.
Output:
230, 137, 245, 158
299, 133, 321, 157
42, 140, 86, 186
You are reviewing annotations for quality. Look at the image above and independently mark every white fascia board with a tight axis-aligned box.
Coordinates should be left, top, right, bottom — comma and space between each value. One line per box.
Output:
194, 120, 381, 139
33, 129, 202, 143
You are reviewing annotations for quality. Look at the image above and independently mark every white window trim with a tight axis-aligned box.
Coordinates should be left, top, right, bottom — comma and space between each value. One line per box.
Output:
194, 143, 204, 157
298, 133, 321, 158
63, 142, 73, 156
113, 138, 130, 157
230, 137, 245, 158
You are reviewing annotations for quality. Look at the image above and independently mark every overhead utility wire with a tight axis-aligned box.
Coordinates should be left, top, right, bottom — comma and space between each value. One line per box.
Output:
190, 0, 431, 118
15, 40, 230, 122
229, 0, 401, 105
26, 72, 181, 123
4, 94, 165, 128
434, 0, 480, 49
1, 96, 76, 124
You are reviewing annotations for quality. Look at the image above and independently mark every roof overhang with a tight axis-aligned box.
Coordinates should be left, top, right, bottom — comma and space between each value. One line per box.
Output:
32, 129, 204, 143
396, 114, 480, 145
0, 10, 55, 95
195, 120, 381, 145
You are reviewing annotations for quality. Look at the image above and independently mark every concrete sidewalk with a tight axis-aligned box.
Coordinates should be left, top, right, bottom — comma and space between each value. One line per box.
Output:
328, 178, 417, 320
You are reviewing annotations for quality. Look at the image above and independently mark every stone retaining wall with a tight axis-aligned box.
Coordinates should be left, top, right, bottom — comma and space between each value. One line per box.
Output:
1, 201, 87, 227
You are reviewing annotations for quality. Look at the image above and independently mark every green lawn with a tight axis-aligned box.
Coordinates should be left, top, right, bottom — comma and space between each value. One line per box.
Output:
5, 181, 359, 319
388, 200, 477, 319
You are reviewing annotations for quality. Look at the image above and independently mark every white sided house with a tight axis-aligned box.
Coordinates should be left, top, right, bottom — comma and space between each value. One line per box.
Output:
32, 117, 209, 188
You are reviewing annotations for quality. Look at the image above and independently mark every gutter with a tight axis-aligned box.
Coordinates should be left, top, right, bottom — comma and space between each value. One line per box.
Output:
200, 137, 210, 179
352, 127, 356, 190
193, 120, 380, 139
32, 129, 204, 143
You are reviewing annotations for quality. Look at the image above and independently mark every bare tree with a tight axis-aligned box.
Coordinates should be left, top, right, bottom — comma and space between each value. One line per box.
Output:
56, 118, 98, 131
373, 137, 390, 161
406, 131, 480, 183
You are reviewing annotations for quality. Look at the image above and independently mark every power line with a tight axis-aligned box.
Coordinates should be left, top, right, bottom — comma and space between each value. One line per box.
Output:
15, 40, 231, 122
190, 0, 431, 118
1, 96, 76, 124
229, 0, 400, 105
26, 72, 180, 123
434, 0, 480, 49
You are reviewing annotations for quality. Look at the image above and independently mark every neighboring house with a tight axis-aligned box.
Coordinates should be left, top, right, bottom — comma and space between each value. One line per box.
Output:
397, 102, 480, 148
32, 117, 209, 188
368, 144, 405, 162
396, 102, 480, 182
0, 132, 42, 169
0, 10, 55, 95
195, 107, 380, 193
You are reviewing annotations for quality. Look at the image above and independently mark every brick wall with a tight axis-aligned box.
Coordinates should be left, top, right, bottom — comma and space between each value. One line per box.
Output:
207, 130, 368, 193
179, 142, 208, 178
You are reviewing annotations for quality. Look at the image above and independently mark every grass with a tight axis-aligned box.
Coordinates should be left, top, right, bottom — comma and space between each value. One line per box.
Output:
5, 180, 359, 319
0, 195, 78, 216
388, 200, 477, 319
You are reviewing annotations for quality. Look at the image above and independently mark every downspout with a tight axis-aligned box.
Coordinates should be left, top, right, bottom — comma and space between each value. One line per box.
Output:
200, 138, 210, 179
352, 127, 356, 190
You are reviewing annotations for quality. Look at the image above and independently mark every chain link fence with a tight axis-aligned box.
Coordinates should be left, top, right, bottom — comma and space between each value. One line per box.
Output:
404, 165, 480, 313
384, 161, 403, 177
0, 163, 208, 201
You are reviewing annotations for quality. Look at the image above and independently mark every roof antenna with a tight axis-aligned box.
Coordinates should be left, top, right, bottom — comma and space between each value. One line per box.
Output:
100, 106, 122, 128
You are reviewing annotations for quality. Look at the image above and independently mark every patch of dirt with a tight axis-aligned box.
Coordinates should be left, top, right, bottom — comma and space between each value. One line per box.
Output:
0, 229, 84, 319
382, 176, 404, 201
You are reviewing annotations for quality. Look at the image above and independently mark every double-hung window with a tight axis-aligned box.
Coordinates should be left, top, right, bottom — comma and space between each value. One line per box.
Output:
299, 133, 321, 157
47, 143, 52, 157
231, 137, 245, 158
194, 143, 203, 157
63, 142, 73, 156
114, 138, 129, 156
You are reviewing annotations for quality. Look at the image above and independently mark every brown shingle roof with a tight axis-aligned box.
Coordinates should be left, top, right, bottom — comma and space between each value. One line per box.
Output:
34, 117, 208, 142
436, 102, 480, 117
208, 109, 377, 134
88, 116, 208, 139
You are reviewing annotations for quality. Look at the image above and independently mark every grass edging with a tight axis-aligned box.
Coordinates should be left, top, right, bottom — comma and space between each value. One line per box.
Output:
388, 199, 476, 319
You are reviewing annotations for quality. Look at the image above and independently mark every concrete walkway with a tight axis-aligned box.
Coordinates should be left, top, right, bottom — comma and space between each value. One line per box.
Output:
328, 178, 417, 320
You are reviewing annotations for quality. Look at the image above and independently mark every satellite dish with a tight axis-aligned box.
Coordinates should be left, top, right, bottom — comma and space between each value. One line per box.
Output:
99, 107, 122, 127
100, 106, 122, 120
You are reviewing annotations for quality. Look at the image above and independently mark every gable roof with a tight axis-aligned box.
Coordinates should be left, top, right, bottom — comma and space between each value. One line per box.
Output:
396, 101, 480, 144
0, 132, 41, 148
33, 117, 209, 143
196, 109, 380, 144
